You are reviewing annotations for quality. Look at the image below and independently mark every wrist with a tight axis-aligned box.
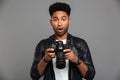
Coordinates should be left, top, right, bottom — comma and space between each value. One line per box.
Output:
75, 58, 82, 65
43, 56, 49, 63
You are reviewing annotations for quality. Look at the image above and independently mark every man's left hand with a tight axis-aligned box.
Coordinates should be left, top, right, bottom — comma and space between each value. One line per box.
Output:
64, 49, 78, 64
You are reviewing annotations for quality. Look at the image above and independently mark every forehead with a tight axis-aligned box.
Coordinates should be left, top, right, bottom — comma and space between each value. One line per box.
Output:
51, 11, 69, 18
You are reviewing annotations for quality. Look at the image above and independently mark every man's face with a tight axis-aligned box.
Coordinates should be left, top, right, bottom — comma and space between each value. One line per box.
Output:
50, 11, 71, 36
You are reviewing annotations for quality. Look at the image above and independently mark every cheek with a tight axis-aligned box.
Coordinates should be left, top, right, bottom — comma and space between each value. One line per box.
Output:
51, 22, 57, 27
52, 25, 57, 29
51, 24, 57, 29
64, 22, 69, 27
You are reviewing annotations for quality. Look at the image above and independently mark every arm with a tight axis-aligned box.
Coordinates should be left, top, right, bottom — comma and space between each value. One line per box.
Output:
64, 49, 88, 77
37, 57, 48, 76
37, 48, 55, 76
78, 40, 95, 79
30, 45, 43, 80
75, 57, 88, 77
30, 42, 55, 80
64, 39, 95, 79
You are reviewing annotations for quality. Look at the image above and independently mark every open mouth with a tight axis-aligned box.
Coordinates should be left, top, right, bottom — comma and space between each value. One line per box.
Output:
57, 28, 64, 33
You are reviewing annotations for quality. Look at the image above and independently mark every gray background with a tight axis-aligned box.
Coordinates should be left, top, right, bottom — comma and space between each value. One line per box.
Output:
0, 0, 120, 80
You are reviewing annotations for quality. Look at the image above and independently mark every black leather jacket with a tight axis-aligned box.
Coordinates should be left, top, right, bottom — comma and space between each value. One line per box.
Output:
30, 34, 95, 80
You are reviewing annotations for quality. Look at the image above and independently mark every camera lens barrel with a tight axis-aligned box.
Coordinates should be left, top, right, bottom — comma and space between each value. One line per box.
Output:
56, 51, 66, 69
55, 41, 66, 69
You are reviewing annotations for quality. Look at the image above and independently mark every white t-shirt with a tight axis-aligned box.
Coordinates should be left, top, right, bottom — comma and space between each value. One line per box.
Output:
52, 39, 69, 80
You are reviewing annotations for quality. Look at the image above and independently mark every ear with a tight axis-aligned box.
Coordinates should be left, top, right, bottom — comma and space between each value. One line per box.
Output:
50, 19, 52, 25
69, 18, 71, 24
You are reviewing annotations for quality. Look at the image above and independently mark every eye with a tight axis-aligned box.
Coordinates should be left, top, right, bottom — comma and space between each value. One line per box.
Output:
61, 16, 68, 21
62, 18, 67, 21
52, 18, 58, 22
62, 19, 66, 21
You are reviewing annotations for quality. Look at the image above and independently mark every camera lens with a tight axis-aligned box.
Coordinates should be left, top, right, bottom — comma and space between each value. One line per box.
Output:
55, 41, 66, 69
56, 51, 66, 69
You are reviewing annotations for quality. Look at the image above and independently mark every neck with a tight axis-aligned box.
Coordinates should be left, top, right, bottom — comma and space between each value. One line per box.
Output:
55, 33, 68, 40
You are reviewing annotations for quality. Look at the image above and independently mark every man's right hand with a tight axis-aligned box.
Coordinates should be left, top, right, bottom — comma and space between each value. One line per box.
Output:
44, 48, 55, 62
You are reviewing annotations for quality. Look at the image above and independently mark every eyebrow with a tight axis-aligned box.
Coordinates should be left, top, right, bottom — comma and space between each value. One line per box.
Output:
62, 16, 67, 18
52, 16, 68, 19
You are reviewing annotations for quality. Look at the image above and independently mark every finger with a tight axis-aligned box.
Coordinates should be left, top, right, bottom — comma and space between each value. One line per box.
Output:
64, 52, 71, 56
46, 48, 54, 52
65, 52, 75, 59
65, 55, 71, 60
63, 49, 71, 53
49, 52, 56, 58
65, 53, 71, 59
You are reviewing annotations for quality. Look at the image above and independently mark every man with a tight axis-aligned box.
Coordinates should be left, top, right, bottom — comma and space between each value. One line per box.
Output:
30, 2, 95, 80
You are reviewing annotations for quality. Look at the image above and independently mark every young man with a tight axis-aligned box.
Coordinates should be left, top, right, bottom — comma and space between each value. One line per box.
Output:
30, 2, 95, 80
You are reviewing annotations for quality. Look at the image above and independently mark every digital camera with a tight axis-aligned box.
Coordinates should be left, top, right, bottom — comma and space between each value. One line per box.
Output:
52, 40, 71, 69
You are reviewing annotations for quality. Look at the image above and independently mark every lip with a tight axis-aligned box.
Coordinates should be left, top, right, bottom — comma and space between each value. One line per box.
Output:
57, 28, 64, 33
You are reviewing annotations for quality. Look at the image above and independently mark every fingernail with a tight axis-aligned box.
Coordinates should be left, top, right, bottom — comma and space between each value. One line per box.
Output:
63, 50, 66, 52
51, 48, 54, 51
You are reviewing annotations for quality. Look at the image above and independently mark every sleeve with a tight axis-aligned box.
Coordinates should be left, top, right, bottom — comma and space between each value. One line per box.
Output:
30, 41, 45, 80
80, 40, 96, 80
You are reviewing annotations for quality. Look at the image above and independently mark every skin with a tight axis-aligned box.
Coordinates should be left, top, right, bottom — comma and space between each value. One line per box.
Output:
37, 11, 88, 78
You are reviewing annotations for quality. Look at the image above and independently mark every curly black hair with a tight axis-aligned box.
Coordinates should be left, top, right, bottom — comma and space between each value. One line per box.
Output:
49, 2, 71, 17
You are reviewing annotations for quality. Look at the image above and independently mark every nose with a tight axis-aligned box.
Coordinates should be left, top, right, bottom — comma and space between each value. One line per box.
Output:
58, 20, 62, 26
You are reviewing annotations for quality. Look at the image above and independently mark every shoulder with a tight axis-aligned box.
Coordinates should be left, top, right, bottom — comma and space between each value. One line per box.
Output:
71, 35, 89, 49
71, 35, 87, 44
36, 37, 50, 49
36, 34, 55, 49
38, 37, 49, 44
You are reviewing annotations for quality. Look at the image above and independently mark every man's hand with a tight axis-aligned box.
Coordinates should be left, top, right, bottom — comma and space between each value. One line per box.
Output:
44, 48, 55, 62
64, 49, 78, 64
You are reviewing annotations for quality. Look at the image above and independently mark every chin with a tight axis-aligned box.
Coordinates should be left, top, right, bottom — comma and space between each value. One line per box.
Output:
56, 32, 67, 37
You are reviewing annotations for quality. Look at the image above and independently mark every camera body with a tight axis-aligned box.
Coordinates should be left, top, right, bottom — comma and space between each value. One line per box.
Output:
52, 40, 71, 69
